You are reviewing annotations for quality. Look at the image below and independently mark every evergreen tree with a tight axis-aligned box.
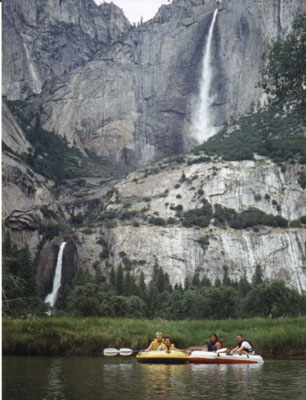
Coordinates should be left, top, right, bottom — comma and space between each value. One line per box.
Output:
191, 272, 201, 288
238, 274, 251, 296
260, 15, 306, 112
214, 277, 222, 288
123, 271, 132, 296
252, 265, 263, 286
109, 266, 116, 287
115, 264, 124, 295
138, 271, 147, 301
222, 266, 231, 286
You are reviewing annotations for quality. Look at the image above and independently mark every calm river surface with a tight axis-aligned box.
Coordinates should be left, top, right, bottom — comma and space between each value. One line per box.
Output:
3, 357, 306, 400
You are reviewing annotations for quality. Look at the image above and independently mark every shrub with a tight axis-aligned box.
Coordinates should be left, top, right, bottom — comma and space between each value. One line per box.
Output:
120, 210, 137, 220
167, 217, 178, 225
100, 210, 118, 221
254, 194, 262, 201
100, 248, 109, 259
197, 236, 210, 250
298, 172, 306, 189
230, 207, 288, 229
300, 216, 306, 224
213, 204, 237, 227
82, 227, 93, 234
182, 199, 213, 228
289, 220, 302, 228
44, 223, 64, 240
148, 217, 167, 226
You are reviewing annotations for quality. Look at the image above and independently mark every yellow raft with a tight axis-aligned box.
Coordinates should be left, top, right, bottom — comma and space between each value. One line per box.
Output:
136, 350, 188, 364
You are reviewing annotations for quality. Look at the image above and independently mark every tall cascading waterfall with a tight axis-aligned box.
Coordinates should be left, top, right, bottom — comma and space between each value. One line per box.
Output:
191, 7, 219, 143
45, 242, 67, 312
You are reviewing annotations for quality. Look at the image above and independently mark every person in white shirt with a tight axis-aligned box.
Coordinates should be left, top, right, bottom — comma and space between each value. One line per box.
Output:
230, 334, 254, 356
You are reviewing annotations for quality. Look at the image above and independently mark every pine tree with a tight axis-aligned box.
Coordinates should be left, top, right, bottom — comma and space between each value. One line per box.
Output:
123, 271, 132, 296
138, 271, 147, 300
191, 272, 201, 288
109, 266, 116, 287
222, 266, 231, 286
252, 264, 263, 286
115, 264, 124, 295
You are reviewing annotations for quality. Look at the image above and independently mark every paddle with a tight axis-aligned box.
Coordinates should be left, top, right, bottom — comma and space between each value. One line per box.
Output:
119, 348, 144, 356
103, 348, 119, 357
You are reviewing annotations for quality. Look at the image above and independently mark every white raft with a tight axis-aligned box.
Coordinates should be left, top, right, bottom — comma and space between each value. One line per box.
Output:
188, 351, 264, 364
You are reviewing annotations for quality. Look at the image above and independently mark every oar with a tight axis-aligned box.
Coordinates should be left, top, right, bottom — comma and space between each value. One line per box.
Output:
216, 348, 228, 354
119, 348, 144, 356
103, 348, 119, 357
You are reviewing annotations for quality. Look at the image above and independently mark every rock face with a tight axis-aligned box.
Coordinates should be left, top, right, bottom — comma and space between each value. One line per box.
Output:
25, 0, 304, 164
2, 106, 306, 294
2, 0, 306, 298
70, 155, 306, 293
2, 0, 130, 100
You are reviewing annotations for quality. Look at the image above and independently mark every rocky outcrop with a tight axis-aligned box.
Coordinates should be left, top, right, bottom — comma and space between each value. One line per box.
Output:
26, 0, 304, 164
2, 0, 130, 100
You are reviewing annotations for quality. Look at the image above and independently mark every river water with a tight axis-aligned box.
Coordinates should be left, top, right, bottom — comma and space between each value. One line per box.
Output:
3, 357, 306, 400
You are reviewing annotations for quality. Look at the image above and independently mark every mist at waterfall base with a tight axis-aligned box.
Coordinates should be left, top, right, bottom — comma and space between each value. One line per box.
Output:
45, 242, 67, 314
191, 8, 219, 144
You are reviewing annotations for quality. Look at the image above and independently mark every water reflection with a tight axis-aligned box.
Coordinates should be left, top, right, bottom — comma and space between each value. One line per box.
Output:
138, 364, 188, 398
3, 358, 306, 400
188, 363, 264, 400
43, 359, 65, 400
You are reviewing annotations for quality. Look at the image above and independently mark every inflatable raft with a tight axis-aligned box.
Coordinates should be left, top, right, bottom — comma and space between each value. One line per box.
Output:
136, 350, 188, 364
188, 351, 264, 364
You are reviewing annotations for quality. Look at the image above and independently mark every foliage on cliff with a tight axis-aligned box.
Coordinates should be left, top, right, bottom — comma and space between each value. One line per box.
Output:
2, 232, 46, 317
198, 106, 306, 163
4, 100, 117, 183
260, 15, 306, 112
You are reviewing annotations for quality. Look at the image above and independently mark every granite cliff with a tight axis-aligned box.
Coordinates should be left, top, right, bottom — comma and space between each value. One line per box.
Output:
2, 0, 306, 301
24, 0, 305, 163
2, 0, 130, 100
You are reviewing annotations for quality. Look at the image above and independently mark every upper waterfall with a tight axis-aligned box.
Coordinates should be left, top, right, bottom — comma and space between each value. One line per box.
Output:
45, 242, 67, 311
191, 8, 219, 143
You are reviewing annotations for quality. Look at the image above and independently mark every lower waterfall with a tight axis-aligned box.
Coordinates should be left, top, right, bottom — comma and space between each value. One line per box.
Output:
45, 242, 67, 312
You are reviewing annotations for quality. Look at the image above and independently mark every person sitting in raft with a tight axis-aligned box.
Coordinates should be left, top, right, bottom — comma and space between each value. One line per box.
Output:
145, 332, 164, 351
158, 336, 176, 353
230, 334, 254, 356
207, 333, 222, 352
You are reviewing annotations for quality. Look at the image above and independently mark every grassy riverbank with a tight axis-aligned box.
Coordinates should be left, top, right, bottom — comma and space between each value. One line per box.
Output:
3, 316, 306, 358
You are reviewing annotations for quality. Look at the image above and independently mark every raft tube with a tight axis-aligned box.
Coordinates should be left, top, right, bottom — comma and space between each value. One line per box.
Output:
136, 350, 188, 364
188, 351, 264, 364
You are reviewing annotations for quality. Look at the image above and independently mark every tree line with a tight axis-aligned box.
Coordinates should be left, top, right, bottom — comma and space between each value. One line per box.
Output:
3, 233, 306, 320
58, 263, 306, 320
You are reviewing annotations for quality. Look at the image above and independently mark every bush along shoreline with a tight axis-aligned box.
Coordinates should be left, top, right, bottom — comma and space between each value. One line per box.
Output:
2, 316, 306, 359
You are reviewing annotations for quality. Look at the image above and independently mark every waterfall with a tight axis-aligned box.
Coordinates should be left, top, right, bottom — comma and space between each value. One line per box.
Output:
191, 8, 219, 143
45, 242, 67, 311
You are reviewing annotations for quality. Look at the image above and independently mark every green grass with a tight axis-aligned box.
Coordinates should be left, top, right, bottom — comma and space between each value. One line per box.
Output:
3, 317, 306, 358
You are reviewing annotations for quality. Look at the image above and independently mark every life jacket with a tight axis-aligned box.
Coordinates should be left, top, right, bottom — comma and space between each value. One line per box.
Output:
151, 339, 164, 350
160, 343, 175, 351
207, 340, 222, 352
237, 340, 253, 353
